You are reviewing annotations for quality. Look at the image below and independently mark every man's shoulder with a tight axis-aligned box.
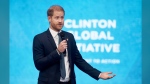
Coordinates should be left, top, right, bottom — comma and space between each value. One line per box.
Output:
62, 30, 73, 36
34, 30, 47, 38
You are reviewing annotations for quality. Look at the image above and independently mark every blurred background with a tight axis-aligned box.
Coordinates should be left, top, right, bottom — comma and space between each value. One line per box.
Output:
9, 0, 141, 84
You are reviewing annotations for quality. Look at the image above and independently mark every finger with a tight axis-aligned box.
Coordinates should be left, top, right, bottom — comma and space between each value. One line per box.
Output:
63, 47, 67, 49
62, 44, 67, 48
60, 43, 67, 46
63, 45, 67, 49
62, 40, 67, 43
108, 76, 113, 79
63, 43, 67, 45
60, 40, 65, 44
112, 74, 116, 77
107, 72, 112, 74
108, 74, 116, 78
61, 42, 67, 45
108, 73, 115, 76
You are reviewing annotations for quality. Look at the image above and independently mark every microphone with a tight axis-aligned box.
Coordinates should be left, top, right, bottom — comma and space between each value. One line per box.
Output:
60, 32, 66, 56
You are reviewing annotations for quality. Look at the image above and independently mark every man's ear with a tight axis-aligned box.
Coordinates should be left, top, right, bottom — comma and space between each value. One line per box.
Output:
48, 16, 51, 22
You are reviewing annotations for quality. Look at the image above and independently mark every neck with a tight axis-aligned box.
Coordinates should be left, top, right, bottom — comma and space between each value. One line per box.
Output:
49, 28, 62, 34
50, 26, 60, 32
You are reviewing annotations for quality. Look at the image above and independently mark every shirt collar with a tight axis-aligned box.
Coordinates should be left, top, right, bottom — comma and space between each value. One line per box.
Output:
49, 28, 61, 38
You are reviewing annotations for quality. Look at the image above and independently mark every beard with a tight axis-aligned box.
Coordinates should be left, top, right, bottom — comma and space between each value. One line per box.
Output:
51, 23, 64, 31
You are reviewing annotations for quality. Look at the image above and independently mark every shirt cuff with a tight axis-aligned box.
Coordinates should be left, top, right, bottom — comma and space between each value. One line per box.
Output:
98, 73, 101, 79
56, 49, 61, 55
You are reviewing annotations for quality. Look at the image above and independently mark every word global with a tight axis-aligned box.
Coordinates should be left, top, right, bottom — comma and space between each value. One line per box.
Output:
68, 31, 114, 40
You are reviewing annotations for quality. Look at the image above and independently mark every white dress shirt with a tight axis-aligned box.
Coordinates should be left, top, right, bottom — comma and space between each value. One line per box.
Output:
49, 28, 70, 82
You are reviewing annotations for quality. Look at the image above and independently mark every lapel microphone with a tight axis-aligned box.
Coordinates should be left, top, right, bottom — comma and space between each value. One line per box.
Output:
60, 32, 66, 56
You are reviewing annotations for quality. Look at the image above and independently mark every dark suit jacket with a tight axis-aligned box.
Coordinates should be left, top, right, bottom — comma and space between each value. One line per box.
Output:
33, 29, 101, 84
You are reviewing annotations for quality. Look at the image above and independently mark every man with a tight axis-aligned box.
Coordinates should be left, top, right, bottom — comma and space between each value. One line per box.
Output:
33, 5, 115, 84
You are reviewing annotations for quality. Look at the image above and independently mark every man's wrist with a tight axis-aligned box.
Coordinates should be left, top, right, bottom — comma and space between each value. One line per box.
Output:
98, 73, 101, 79
56, 49, 61, 55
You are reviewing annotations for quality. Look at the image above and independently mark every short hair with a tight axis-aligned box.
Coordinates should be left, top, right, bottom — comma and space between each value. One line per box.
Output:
47, 5, 65, 16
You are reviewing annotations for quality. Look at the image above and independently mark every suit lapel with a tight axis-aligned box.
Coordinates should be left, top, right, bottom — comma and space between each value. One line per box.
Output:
46, 29, 57, 49
67, 39, 72, 67
46, 30, 72, 65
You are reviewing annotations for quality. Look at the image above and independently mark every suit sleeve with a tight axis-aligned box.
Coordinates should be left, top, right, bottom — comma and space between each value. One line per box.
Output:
33, 35, 61, 71
70, 34, 101, 80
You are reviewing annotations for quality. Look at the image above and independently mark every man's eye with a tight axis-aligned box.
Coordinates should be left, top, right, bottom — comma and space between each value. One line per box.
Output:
55, 17, 59, 19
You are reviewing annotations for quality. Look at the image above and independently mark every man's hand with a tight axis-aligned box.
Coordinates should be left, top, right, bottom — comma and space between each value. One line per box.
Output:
99, 72, 115, 80
57, 40, 67, 53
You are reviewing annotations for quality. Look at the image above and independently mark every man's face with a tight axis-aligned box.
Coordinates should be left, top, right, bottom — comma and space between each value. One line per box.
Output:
48, 11, 64, 32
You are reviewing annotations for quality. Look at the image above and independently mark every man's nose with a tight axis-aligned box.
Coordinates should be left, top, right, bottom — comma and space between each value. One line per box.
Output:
58, 18, 63, 22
